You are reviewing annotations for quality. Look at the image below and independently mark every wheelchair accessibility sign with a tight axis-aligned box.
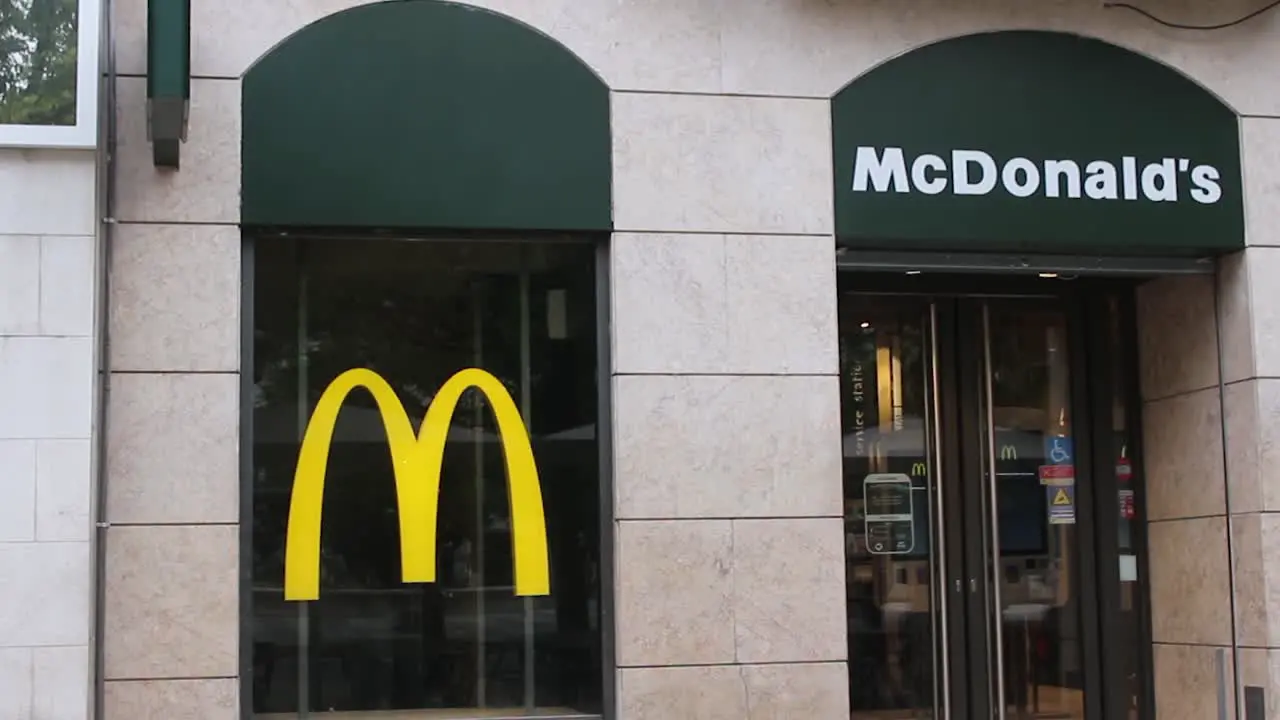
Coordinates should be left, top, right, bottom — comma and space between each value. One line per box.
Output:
1039, 435, 1075, 487
1045, 435, 1072, 465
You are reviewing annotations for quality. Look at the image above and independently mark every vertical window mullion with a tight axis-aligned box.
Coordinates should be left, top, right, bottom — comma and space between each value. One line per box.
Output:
1085, 292, 1127, 720
1122, 290, 1158, 720
519, 247, 536, 712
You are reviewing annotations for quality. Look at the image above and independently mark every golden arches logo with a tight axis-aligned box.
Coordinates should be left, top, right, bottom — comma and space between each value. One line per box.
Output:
910, 462, 927, 477
283, 367, 550, 602
999, 445, 1018, 461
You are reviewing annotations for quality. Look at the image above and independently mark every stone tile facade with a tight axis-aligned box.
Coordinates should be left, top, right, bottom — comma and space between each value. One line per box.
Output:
2, 0, 1279, 717
100, 227, 241, 711
0, 149, 98, 720
609, 231, 846, 715
1138, 274, 1237, 718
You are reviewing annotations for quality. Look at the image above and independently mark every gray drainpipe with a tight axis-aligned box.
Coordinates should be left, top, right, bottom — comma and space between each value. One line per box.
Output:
1213, 266, 1242, 720
92, 0, 118, 713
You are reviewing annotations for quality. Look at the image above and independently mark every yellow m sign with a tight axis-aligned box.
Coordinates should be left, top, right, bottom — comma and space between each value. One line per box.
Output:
999, 445, 1018, 461
283, 367, 550, 602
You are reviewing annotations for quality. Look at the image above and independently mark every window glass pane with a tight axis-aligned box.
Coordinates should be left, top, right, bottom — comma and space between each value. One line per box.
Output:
839, 294, 938, 718
985, 303, 1084, 720
0, 0, 79, 126
250, 237, 602, 717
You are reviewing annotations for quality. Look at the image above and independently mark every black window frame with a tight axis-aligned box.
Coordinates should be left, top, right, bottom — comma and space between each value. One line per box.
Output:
237, 230, 617, 720
836, 271, 1157, 720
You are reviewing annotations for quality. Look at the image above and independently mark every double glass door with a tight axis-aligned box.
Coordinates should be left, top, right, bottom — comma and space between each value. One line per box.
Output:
841, 284, 1147, 720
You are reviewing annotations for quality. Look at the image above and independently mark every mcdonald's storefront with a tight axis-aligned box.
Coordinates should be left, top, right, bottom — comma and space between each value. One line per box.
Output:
10, 0, 1268, 719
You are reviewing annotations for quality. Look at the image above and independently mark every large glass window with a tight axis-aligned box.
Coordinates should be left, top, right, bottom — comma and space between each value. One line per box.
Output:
0, 0, 98, 146
0, 0, 77, 125
840, 295, 938, 718
249, 237, 604, 717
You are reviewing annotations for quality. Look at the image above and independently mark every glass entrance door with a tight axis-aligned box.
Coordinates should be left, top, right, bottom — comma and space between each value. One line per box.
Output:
841, 296, 944, 718
841, 284, 1149, 720
968, 299, 1085, 720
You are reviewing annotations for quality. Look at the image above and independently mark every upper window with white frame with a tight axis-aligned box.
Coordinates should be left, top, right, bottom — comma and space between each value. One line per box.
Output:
0, 0, 99, 148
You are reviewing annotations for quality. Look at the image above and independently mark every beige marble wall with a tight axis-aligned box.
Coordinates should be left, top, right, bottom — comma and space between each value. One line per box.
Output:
99, 102, 241, 715
1141, 179, 1280, 720
1215, 114, 1280, 719
607, 39, 846, 718
113, 0, 1280, 114
1138, 274, 1237, 720
101, 0, 1280, 717
607, 110, 846, 716
610, 222, 848, 720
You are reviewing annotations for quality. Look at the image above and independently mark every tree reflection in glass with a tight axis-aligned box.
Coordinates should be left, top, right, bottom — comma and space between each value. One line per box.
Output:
0, 0, 78, 126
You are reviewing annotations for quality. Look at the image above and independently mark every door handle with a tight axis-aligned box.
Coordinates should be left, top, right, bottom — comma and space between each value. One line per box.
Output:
982, 304, 1008, 720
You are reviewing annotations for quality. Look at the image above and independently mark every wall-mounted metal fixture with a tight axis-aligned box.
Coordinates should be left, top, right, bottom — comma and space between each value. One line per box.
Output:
146, 0, 191, 168
1244, 685, 1265, 720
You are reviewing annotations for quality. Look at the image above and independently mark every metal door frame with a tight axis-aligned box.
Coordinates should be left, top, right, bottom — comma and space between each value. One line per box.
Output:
841, 272, 1151, 720
954, 296, 1106, 720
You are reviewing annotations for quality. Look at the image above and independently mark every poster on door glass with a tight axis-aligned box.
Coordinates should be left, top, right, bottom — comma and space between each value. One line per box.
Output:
0, 0, 99, 147
863, 473, 914, 555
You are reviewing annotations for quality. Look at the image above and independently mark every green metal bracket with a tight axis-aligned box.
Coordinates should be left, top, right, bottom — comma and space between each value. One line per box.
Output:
146, 0, 191, 169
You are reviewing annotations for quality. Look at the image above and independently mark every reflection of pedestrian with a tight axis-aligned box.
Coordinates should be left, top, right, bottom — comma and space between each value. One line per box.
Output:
848, 581, 888, 709
449, 537, 468, 587
418, 540, 449, 707
454, 537, 473, 586
1044, 558, 1061, 589
899, 611, 932, 710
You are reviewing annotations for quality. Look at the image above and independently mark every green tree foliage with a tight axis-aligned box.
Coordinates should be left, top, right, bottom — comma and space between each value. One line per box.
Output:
0, 0, 77, 126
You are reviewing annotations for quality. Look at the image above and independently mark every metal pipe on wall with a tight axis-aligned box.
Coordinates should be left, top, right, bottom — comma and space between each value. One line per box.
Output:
1212, 268, 1244, 720
92, 0, 119, 713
